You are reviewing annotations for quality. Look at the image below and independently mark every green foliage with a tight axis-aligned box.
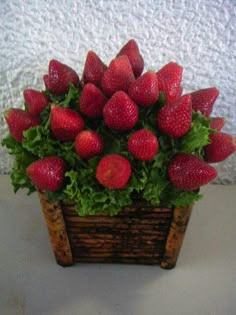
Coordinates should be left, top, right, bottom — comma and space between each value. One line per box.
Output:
1, 135, 36, 194
178, 111, 214, 156
2, 85, 212, 215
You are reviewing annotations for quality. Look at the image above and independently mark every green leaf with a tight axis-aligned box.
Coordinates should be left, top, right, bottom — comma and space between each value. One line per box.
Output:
171, 191, 202, 207
64, 169, 133, 216
61, 84, 81, 109
44, 84, 81, 109
179, 111, 213, 156
2, 134, 36, 194
22, 126, 83, 168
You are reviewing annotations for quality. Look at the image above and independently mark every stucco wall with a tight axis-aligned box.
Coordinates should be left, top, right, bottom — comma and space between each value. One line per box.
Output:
0, 0, 235, 183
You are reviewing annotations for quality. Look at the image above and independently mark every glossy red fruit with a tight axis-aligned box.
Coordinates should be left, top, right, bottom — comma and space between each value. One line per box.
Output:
50, 105, 84, 141
117, 39, 144, 78
156, 62, 183, 103
27, 156, 66, 191
177, 86, 183, 98
4, 108, 40, 142
43, 74, 50, 90
103, 91, 139, 131
168, 154, 217, 191
157, 94, 192, 138
210, 117, 225, 131
204, 132, 236, 163
96, 154, 131, 189
82, 51, 107, 86
75, 130, 103, 159
128, 71, 159, 107
128, 129, 159, 161
191, 87, 219, 117
48, 59, 79, 95
79, 83, 107, 118
101, 55, 135, 96
23, 89, 49, 116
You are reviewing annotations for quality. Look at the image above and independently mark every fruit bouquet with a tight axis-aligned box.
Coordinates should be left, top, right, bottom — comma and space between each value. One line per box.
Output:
2, 39, 235, 268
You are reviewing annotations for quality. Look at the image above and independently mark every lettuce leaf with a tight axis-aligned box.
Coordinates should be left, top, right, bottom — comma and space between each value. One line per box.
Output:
2, 135, 36, 194
64, 170, 133, 216
178, 111, 214, 156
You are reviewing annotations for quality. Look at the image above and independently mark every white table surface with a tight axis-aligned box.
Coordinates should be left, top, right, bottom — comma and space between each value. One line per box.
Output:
0, 175, 236, 315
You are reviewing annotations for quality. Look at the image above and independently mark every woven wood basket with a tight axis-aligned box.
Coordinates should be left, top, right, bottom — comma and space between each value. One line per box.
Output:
38, 191, 193, 269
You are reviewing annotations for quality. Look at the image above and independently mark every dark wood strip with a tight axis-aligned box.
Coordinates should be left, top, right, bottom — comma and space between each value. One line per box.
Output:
71, 251, 162, 258
73, 257, 161, 264
66, 228, 169, 236
67, 231, 167, 239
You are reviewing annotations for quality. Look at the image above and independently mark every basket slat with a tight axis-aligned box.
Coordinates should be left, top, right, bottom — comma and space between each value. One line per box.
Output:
38, 191, 73, 266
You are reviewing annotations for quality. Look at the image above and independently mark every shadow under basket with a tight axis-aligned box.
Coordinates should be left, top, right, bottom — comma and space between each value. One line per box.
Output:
38, 191, 193, 269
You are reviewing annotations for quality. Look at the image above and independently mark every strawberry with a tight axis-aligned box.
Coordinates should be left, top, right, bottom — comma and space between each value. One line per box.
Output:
50, 105, 84, 141
43, 74, 50, 90
75, 130, 103, 159
191, 87, 219, 117
82, 51, 107, 86
103, 91, 139, 131
210, 117, 225, 131
101, 55, 135, 96
177, 86, 183, 98
4, 108, 40, 142
128, 129, 159, 161
204, 132, 236, 163
117, 39, 144, 78
48, 59, 79, 95
157, 94, 192, 138
79, 83, 107, 118
96, 154, 131, 189
128, 71, 159, 107
156, 62, 183, 103
23, 89, 49, 116
27, 156, 66, 191
168, 154, 217, 191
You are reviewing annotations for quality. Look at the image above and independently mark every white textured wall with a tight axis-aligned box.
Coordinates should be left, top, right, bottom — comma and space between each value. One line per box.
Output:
0, 0, 235, 183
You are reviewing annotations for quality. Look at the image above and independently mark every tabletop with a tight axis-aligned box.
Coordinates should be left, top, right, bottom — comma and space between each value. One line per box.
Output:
0, 175, 236, 315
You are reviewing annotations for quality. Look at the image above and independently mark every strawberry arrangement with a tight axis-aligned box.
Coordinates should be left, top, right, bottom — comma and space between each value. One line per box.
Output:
2, 39, 235, 216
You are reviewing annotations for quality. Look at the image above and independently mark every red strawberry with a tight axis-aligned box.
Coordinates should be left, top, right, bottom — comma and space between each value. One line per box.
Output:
82, 51, 107, 86
48, 59, 79, 95
101, 55, 135, 96
191, 87, 219, 117
210, 117, 225, 131
204, 132, 236, 163
43, 74, 50, 90
96, 154, 131, 189
4, 108, 40, 142
168, 154, 217, 191
128, 71, 159, 107
156, 62, 183, 103
27, 156, 66, 191
177, 86, 183, 98
128, 129, 159, 161
23, 89, 49, 116
79, 83, 107, 118
50, 105, 84, 141
117, 39, 144, 78
103, 91, 138, 131
157, 94, 192, 138
75, 130, 103, 159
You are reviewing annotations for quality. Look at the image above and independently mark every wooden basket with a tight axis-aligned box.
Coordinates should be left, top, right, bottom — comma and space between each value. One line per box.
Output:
38, 191, 193, 269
